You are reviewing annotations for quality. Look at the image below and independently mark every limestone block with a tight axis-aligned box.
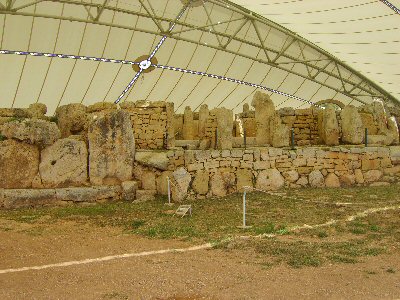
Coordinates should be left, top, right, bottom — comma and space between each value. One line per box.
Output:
210, 172, 227, 197
156, 171, 173, 195
320, 104, 339, 146
171, 167, 191, 202
141, 171, 156, 190
339, 174, 355, 187
87, 102, 116, 113
325, 173, 340, 188
367, 135, 387, 146
308, 170, 325, 187
364, 170, 383, 183
2, 119, 60, 147
55, 103, 87, 138
214, 108, 233, 150
0, 108, 30, 118
371, 100, 388, 134
135, 190, 156, 202
387, 116, 399, 145
355, 169, 364, 184
255, 169, 284, 191
360, 113, 378, 135
283, 170, 299, 183
278, 107, 295, 116
1, 189, 57, 209
183, 106, 195, 140
55, 186, 122, 203
236, 169, 253, 192
135, 151, 169, 170
28, 103, 47, 119
296, 176, 308, 186
88, 110, 135, 185
251, 91, 275, 146
192, 170, 209, 195
39, 138, 88, 188
340, 105, 363, 144
0, 140, 39, 189
270, 114, 290, 148
198, 104, 209, 139
122, 181, 138, 201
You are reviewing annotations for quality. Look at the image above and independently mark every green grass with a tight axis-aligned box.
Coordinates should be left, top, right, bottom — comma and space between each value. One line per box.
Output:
0, 185, 399, 268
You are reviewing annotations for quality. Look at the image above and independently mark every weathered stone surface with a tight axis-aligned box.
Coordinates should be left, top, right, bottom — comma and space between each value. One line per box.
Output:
198, 104, 209, 139
39, 138, 88, 188
360, 112, 378, 135
236, 169, 253, 192
1, 189, 56, 209
182, 106, 195, 140
0, 140, 39, 189
364, 170, 383, 183
371, 100, 388, 134
252, 91, 275, 146
270, 114, 290, 148
55, 186, 121, 203
296, 176, 308, 186
278, 107, 295, 116
135, 189, 156, 202
192, 170, 209, 195
341, 105, 363, 144
87, 102, 116, 113
2, 119, 60, 147
210, 172, 227, 197
0, 108, 30, 118
88, 110, 135, 185
325, 173, 340, 188
320, 104, 339, 146
256, 169, 284, 191
171, 167, 191, 202
368, 135, 387, 146
283, 170, 299, 183
340, 174, 356, 187
308, 170, 325, 188
387, 116, 399, 145
55, 103, 87, 138
28, 103, 47, 119
355, 169, 364, 184
214, 108, 233, 150
141, 171, 156, 190
135, 151, 169, 171
122, 181, 138, 201
156, 171, 173, 196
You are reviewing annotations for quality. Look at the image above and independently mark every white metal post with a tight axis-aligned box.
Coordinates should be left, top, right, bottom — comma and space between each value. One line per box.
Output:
243, 190, 247, 227
167, 176, 171, 205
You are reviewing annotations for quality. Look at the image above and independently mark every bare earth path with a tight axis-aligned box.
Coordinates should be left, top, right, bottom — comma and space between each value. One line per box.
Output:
0, 220, 399, 300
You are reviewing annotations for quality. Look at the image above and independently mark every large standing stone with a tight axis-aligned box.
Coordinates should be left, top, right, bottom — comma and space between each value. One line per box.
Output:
251, 91, 275, 146
135, 151, 169, 170
210, 171, 227, 197
192, 170, 209, 195
198, 104, 209, 140
387, 116, 399, 145
308, 170, 325, 187
156, 171, 173, 196
320, 104, 339, 146
0, 140, 39, 188
122, 181, 138, 201
88, 110, 135, 186
215, 108, 233, 149
371, 100, 388, 134
236, 169, 253, 192
270, 114, 289, 147
55, 103, 87, 138
2, 119, 60, 147
182, 106, 195, 140
341, 105, 364, 144
255, 169, 284, 191
171, 167, 191, 202
39, 138, 88, 188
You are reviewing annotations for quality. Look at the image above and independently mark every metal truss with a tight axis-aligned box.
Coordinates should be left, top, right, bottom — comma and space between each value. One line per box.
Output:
0, 0, 398, 107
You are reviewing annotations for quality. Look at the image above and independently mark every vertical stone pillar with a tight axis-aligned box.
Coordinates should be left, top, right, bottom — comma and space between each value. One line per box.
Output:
215, 107, 233, 149
251, 91, 275, 146
270, 114, 290, 147
320, 104, 339, 146
340, 105, 363, 144
198, 104, 209, 139
243, 103, 250, 113
165, 102, 175, 148
182, 106, 194, 140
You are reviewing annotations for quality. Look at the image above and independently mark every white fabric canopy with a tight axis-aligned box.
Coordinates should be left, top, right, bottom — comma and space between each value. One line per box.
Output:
0, 0, 398, 115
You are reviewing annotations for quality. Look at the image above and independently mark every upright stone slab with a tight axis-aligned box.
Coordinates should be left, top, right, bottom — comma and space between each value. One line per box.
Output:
88, 110, 135, 185
387, 116, 400, 145
340, 105, 364, 144
171, 167, 191, 202
182, 106, 195, 140
251, 91, 275, 146
198, 104, 209, 139
215, 107, 233, 149
39, 138, 88, 188
56, 103, 87, 138
270, 114, 290, 147
371, 100, 388, 134
0, 140, 39, 188
321, 104, 339, 146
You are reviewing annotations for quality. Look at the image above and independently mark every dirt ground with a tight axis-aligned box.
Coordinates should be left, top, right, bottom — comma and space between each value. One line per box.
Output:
0, 219, 399, 300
